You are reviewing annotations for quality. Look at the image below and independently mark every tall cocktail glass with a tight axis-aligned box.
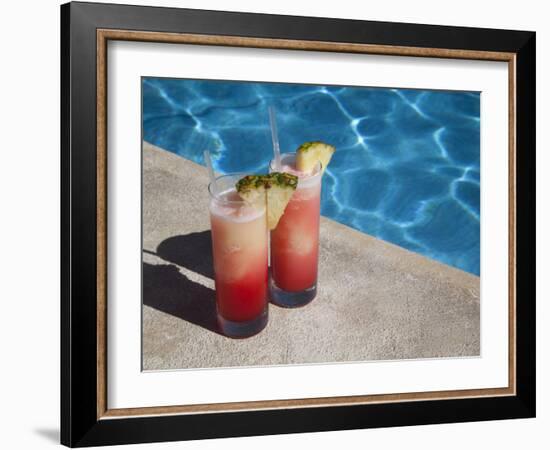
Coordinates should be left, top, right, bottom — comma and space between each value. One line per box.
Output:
209, 174, 269, 337
269, 153, 322, 307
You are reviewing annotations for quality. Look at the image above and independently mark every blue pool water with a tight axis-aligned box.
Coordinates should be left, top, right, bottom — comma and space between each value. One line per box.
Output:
143, 78, 480, 276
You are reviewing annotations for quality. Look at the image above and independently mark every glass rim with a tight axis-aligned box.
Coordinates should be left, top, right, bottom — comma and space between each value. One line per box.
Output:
269, 152, 323, 178
208, 172, 252, 205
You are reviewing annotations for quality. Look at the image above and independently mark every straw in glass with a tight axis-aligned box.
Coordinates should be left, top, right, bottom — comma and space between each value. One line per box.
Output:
268, 106, 282, 170
203, 150, 218, 195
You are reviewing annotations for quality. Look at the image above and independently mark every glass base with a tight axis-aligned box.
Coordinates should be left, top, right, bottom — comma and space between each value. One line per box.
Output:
217, 307, 268, 339
269, 277, 317, 308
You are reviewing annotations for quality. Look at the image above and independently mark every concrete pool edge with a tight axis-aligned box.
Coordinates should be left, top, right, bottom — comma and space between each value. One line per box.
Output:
142, 141, 479, 370
143, 141, 478, 284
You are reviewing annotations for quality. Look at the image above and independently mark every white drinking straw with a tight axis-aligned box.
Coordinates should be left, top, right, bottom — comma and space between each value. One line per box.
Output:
204, 150, 218, 195
268, 106, 282, 170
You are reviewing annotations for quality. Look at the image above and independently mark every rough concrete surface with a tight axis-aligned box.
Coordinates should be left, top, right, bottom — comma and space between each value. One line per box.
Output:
142, 142, 480, 370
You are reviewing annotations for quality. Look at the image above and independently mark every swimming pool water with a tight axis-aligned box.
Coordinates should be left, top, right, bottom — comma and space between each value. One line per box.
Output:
143, 78, 480, 276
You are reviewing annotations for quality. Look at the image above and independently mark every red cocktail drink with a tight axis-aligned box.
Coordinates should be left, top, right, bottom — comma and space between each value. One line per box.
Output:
269, 154, 322, 307
209, 174, 268, 337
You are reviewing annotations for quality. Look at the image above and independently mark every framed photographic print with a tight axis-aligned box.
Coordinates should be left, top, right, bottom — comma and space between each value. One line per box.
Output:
60, 1, 536, 447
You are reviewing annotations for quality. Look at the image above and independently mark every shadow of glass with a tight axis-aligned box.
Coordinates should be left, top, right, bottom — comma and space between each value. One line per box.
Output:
156, 230, 214, 279
142, 262, 220, 334
34, 428, 59, 443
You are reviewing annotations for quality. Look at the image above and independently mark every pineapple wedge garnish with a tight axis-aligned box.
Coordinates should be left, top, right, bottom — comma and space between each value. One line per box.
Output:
295, 141, 335, 173
234, 175, 267, 210
264, 173, 298, 230
236, 173, 298, 230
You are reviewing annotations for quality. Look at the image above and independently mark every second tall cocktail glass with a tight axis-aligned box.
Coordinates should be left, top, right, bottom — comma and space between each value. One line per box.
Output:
209, 174, 269, 337
269, 153, 322, 307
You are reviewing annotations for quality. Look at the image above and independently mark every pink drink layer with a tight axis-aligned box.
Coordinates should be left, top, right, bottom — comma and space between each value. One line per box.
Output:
209, 190, 268, 322
271, 164, 321, 292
